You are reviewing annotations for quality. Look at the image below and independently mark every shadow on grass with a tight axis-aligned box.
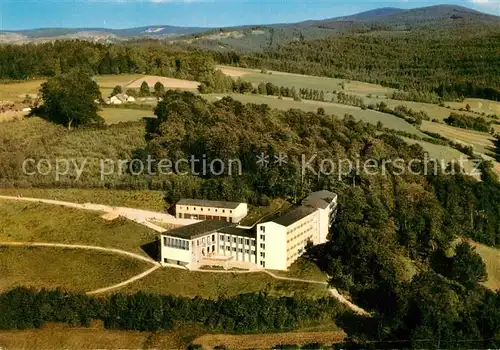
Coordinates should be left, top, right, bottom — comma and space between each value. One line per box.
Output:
486, 134, 500, 161
141, 239, 160, 261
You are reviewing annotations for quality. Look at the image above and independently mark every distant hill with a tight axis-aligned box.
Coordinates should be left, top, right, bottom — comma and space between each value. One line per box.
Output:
297, 4, 499, 30
0, 25, 207, 44
0, 4, 498, 47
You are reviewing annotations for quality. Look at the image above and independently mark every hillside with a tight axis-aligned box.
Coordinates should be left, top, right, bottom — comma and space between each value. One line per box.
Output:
1, 4, 498, 48
0, 25, 206, 44
176, 4, 500, 51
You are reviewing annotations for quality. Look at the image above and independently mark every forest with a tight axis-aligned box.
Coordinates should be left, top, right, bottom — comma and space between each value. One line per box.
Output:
0, 288, 345, 333
0, 41, 214, 81
2, 87, 500, 346
2, 35, 500, 101
215, 32, 500, 101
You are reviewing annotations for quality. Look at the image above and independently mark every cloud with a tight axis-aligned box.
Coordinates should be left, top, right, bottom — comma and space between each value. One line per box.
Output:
468, 0, 500, 5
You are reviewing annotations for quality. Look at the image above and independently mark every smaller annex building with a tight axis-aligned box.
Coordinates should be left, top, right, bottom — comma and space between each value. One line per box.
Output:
160, 191, 338, 271
175, 199, 248, 223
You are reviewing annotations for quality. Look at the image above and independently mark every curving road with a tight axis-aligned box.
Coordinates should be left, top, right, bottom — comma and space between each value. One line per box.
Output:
0, 195, 370, 316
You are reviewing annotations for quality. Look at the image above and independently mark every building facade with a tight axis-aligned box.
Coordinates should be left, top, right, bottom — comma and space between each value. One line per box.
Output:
160, 191, 337, 271
175, 199, 248, 223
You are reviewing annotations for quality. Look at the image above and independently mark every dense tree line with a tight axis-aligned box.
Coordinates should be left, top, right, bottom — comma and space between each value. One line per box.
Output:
0, 288, 344, 333
214, 32, 500, 101
2, 91, 500, 347
444, 112, 493, 133
376, 102, 431, 126
334, 92, 364, 108
0, 41, 214, 81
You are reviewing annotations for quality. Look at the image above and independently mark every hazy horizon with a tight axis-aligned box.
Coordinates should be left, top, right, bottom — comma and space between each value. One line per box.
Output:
0, 0, 499, 31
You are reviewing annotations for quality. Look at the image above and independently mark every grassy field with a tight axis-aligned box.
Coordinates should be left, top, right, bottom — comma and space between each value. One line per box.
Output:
99, 107, 154, 124
365, 97, 479, 121
0, 200, 158, 255
217, 65, 394, 97
0, 79, 43, 101
0, 188, 166, 212
467, 240, 500, 291
0, 324, 184, 349
420, 121, 496, 155
0, 246, 150, 293
0, 323, 345, 349
122, 267, 330, 298
270, 258, 328, 282
240, 198, 292, 226
446, 98, 500, 116
400, 136, 479, 178
206, 93, 427, 137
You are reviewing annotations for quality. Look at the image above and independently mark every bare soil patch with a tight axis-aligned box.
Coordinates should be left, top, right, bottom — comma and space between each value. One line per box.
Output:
192, 330, 346, 349
218, 67, 253, 77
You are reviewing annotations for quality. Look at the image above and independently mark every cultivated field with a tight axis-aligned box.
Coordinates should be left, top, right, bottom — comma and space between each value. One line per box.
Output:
0, 200, 158, 255
217, 65, 394, 97
93, 74, 145, 88
0, 323, 345, 349
0, 246, 150, 293
420, 121, 496, 155
446, 98, 500, 116
99, 107, 154, 124
192, 329, 346, 349
126, 75, 200, 90
122, 268, 330, 298
0, 188, 165, 211
365, 97, 479, 121
0, 79, 43, 100
0, 324, 183, 349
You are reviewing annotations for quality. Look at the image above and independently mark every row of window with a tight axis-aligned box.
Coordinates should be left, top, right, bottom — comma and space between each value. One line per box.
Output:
179, 206, 233, 214
287, 241, 308, 253
219, 234, 255, 246
287, 229, 313, 244
288, 219, 314, 234
287, 250, 303, 262
164, 237, 189, 250
221, 245, 256, 255
196, 234, 216, 246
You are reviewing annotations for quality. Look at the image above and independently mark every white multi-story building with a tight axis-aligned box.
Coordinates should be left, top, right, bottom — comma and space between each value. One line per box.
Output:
160, 191, 338, 271
175, 199, 248, 223
301, 190, 338, 244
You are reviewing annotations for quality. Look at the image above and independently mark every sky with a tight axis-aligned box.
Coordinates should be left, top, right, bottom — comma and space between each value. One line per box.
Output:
0, 0, 499, 31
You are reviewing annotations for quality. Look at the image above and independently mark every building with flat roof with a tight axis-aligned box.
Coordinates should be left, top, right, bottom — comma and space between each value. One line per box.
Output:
160, 192, 337, 271
175, 199, 248, 223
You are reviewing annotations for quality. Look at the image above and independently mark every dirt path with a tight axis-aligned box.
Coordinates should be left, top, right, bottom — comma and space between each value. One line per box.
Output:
0, 241, 159, 265
0, 241, 160, 295
87, 265, 161, 295
0, 195, 199, 232
264, 271, 371, 316
190, 268, 370, 316
0, 195, 370, 314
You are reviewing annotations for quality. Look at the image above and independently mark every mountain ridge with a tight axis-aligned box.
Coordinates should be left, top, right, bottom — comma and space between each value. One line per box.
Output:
0, 4, 498, 45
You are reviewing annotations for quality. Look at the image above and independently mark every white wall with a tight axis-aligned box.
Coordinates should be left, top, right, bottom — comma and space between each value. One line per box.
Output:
257, 222, 287, 270
160, 235, 193, 265
232, 203, 248, 223
316, 208, 329, 244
